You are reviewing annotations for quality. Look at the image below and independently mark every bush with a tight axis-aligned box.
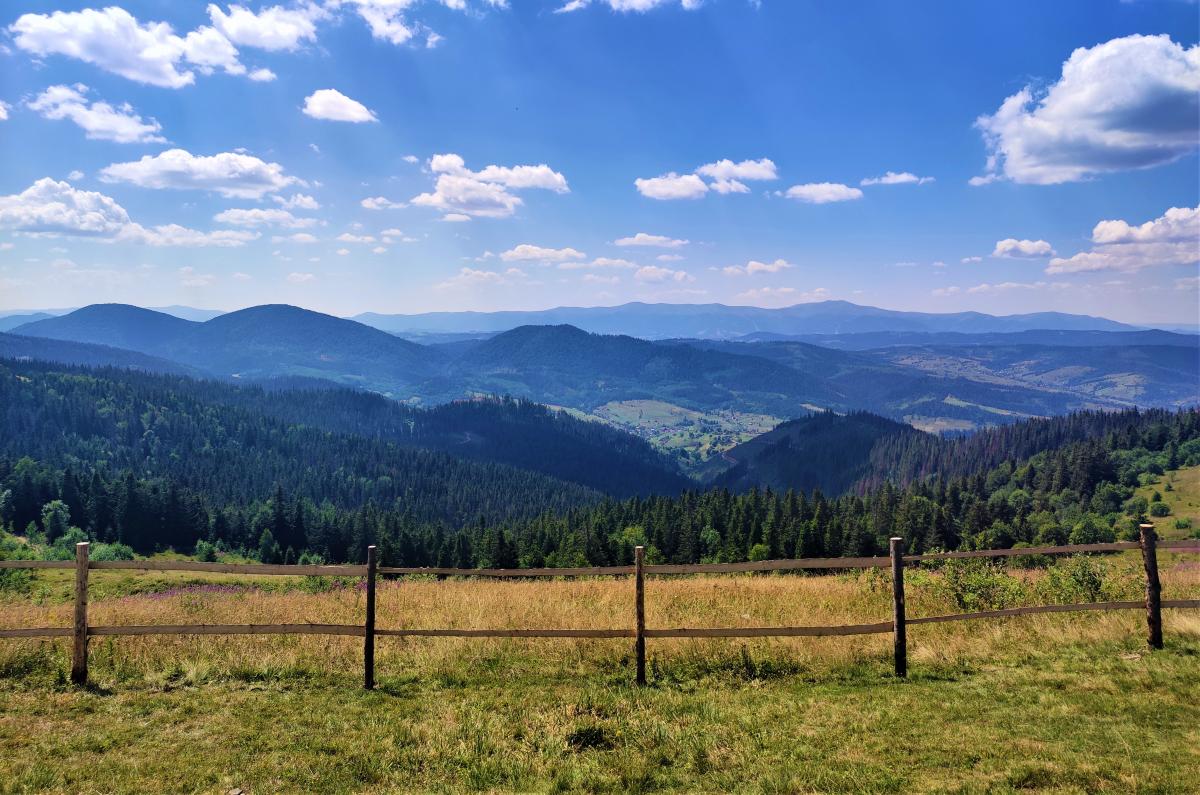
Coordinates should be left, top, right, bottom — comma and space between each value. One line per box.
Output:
1174, 518, 1193, 531
1148, 502, 1171, 517
90, 542, 135, 561
747, 543, 770, 562
935, 559, 1025, 612
1035, 556, 1108, 604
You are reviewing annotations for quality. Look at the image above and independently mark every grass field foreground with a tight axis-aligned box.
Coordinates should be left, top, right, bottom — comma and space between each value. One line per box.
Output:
1, 550, 1199, 792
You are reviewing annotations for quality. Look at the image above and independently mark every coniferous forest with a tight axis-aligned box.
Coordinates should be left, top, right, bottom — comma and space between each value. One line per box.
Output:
2, 358, 1197, 568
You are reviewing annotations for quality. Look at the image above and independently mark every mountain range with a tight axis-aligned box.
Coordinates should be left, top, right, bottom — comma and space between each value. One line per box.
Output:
5, 303, 1198, 470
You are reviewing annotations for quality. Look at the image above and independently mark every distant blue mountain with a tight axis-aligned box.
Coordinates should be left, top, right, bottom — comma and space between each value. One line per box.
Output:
353, 300, 1138, 339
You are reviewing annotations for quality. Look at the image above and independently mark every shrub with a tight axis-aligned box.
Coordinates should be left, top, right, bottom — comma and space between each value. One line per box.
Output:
1035, 556, 1108, 604
90, 542, 135, 561
1148, 502, 1171, 517
747, 543, 770, 562
1174, 518, 1192, 531
935, 559, 1025, 612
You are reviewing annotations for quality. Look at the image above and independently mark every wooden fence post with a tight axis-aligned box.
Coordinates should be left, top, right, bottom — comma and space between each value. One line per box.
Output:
890, 537, 906, 678
1139, 524, 1162, 650
71, 542, 89, 686
634, 545, 646, 686
364, 545, 377, 689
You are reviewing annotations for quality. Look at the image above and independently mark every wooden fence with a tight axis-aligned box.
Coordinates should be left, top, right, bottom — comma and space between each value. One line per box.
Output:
1, 525, 1198, 688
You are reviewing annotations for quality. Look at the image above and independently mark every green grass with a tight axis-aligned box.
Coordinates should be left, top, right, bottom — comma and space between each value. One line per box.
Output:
1, 636, 1197, 793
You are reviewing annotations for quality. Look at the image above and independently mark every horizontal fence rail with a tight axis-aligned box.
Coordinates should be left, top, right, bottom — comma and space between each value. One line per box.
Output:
1, 529, 1197, 688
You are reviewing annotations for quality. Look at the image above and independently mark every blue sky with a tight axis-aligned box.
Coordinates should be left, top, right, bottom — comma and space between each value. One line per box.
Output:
0, 0, 1197, 323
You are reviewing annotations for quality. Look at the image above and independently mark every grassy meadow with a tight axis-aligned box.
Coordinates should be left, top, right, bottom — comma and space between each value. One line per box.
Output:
2, 546, 1199, 793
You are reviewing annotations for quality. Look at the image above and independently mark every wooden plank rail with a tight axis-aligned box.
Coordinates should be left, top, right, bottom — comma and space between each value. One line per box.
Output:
1, 536, 1198, 689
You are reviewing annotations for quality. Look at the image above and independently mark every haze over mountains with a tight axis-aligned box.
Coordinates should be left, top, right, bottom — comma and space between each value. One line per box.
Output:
5, 301, 1196, 456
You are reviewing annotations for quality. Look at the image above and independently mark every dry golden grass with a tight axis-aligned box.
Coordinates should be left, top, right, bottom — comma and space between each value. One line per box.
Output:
2, 551, 1197, 688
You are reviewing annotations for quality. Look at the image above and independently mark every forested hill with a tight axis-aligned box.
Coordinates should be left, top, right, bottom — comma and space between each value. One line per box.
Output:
0, 359, 686, 500
711, 412, 926, 495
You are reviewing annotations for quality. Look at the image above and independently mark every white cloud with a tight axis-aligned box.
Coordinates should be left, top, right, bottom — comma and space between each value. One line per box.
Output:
248, 67, 277, 82
973, 34, 1200, 185
500, 244, 586, 263
337, 0, 505, 47
336, 232, 376, 244
10, 7, 198, 88
656, 253, 684, 262
122, 224, 258, 247
233, 271, 253, 281
372, 245, 387, 254
0, 178, 132, 237
336, 247, 350, 255
559, 256, 639, 271
723, 258, 795, 276
380, 228, 417, 243
992, 238, 1055, 258
403, 154, 419, 164
1046, 206, 1200, 274
932, 286, 961, 297
0, 178, 262, 248
181, 24, 245, 76
734, 286, 829, 304
557, 1, 703, 13
1176, 276, 1199, 291
178, 266, 215, 287
782, 183, 863, 204
302, 89, 377, 122
0, 101, 8, 121
637, 156, 777, 198
434, 266, 517, 290
99, 149, 300, 199
287, 271, 316, 283
613, 232, 688, 248
695, 158, 777, 193
27, 84, 166, 144
634, 172, 709, 200
634, 265, 693, 283
8, 7, 270, 88
961, 256, 983, 264
965, 281, 1070, 294
412, 154, 568, 219
273, 193, 320, 210
441, 213, 472, 222
860, 171, 934, 186
582, 273, 620, 285
208, 3, 322, 51
214, 208, 315, 228
361, 196, 405, 210
273, 232, 319, 244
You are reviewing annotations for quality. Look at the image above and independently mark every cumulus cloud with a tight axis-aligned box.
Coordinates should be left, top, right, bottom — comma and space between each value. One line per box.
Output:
0, 177, 261, 248
972, 34, 1200, 185
337, 0, 506, 47
361, 196, 405, 210
557, 1, 703, 13
500, 244, 586, 263
273, 193, 320, 210
992, 238, 1055, 258
634, 265, 693, 283
559, 257, 639, 271
1046, 206, 1200, 274
287, 271, 316, 283
99, 149, 300, 199
336, 232, 376, 244
434, 266, 525, 290
274, 232, 319, 244
208, 3, 322, 51
634, 172, 708, 200
613, 232, 688, 248
26, 84, 165, 144
0, 101, 8, 121
782, 183, 863, 204
722, 258, 795, 276
636, 158, 775, 199
961, 256, 983, 264
964, 281, 1070, 294
7, 7, 270, 87
734, 286, 829, 304
582, 273, 619, 285
214, 208, 315, 228
302, 89, 377, 122
412, 153, 568, 220
860, 171, 934, 186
